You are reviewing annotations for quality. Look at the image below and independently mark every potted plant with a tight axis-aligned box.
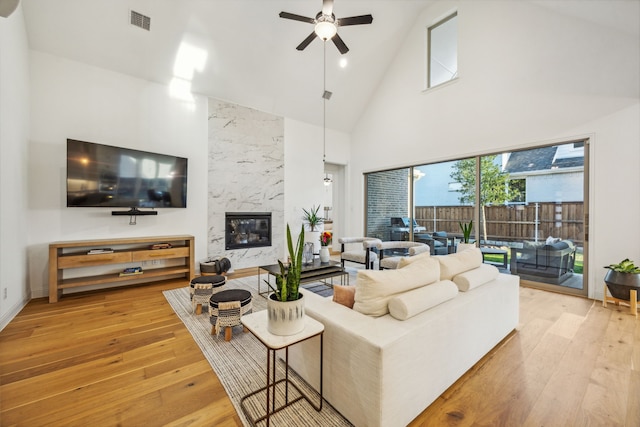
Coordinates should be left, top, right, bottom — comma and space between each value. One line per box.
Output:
604, 258, 640, 301
319, 231, 332, 263
265, 224, 306, 335
457, 220, 475, 252
302, 205, 324, 254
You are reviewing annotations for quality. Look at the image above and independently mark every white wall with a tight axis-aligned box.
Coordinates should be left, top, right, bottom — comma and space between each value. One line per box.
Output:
283, 118, 350, 250
349, 0, 640, 300
0, 5, 30, 329
27, 52, 209, 298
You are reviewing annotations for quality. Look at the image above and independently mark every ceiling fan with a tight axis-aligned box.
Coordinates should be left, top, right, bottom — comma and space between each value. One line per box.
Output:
279, 0, 373, 54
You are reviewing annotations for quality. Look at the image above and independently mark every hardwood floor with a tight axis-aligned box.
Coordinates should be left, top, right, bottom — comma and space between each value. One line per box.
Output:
1, 276, 638, 426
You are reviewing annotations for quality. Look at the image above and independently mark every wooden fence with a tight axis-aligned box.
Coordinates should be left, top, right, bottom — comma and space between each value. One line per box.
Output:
415, 202, 584, 246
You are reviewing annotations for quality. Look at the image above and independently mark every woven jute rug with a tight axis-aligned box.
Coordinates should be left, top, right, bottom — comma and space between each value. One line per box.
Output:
163, 276, 353, 426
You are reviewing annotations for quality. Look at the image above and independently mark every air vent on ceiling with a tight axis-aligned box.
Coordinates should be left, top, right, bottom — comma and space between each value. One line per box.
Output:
130, 10, 150, 31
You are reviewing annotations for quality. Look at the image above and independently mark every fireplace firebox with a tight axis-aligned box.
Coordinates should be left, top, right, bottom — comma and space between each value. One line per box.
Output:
225, 212, 272, 250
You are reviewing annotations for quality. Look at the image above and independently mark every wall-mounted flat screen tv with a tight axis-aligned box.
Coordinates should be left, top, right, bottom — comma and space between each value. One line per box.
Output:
67, 139, 188, 208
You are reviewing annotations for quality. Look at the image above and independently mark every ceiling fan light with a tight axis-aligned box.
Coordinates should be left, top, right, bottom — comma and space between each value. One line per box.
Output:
315, 21, 337, 40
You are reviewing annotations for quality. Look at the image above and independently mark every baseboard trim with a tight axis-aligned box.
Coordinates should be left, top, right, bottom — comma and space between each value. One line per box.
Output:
0, 295, 30, 332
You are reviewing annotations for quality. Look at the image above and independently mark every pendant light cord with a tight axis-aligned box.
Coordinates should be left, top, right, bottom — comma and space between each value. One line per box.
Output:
323, 41, 327, 165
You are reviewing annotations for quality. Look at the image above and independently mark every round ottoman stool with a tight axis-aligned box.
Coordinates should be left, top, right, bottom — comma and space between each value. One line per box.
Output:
190, 275, 226, 314
209, 289, 253, 341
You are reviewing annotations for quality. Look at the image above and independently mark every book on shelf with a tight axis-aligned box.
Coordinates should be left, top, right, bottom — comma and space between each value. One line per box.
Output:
150, 243, 173, 250
119, 266, 143, 277
87, 248, 114, 254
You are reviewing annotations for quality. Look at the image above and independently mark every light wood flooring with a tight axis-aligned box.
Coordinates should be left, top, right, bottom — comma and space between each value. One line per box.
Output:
1, 273, 638, 426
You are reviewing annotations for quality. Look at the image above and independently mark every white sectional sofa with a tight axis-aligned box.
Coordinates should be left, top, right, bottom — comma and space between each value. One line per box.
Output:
288, 248, 520, 427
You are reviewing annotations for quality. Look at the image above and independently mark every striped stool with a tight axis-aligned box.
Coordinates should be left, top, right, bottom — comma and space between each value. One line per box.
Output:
209, 289, 253, 341
190, 275, 226, 314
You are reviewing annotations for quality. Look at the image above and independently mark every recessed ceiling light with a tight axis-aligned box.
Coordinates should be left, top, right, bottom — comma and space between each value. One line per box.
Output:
339, 57, 348, 68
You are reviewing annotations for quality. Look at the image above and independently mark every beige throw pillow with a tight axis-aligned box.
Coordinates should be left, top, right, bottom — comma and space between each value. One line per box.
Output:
437, 247, 483, 281
397, 251, 431, 269
353, 255, 440, 316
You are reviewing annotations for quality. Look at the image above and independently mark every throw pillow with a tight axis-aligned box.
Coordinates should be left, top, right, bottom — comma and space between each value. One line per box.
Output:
452, 263, 499, 292
437, 247, 482, 281
332, 285, 356, 308
397, 251, 431, 268
388, 280, 458, 320
353, 255, 440, 316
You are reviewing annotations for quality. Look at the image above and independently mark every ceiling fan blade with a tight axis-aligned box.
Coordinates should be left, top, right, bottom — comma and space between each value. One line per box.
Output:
336, 14, 373, 26
332, 33, 349, 55
296, 32, 318, 51
279, 11, 315, 24
322, 0, 334, 16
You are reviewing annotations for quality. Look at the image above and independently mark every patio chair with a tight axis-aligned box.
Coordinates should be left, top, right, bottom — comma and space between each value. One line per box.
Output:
338, 237, 381, 270
414, 231, 454, 255
377, 241, 430, 270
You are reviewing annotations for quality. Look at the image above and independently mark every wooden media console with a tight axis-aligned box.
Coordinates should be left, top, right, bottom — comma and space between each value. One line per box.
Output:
48, 235, 195, 303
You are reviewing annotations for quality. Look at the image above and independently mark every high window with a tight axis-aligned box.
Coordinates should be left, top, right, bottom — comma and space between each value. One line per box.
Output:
427, 12, 458, 88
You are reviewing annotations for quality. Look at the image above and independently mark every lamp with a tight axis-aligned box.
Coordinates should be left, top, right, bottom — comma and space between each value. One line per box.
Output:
315, 15, 337, 40
322, 42, 333, 186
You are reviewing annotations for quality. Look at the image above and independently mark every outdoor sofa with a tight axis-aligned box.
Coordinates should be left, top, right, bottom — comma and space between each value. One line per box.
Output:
510, 240, 576, 284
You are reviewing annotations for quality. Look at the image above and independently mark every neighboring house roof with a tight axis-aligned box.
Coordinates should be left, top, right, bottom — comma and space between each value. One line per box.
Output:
504, 145, 584, 174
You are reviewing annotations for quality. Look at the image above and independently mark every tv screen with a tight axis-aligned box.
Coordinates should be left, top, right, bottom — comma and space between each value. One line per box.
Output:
66, 139, 188, 208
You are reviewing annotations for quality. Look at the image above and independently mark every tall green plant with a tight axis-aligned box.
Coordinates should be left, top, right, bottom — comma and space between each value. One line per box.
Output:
266, 224, 305, 301
459, 220, 473, 243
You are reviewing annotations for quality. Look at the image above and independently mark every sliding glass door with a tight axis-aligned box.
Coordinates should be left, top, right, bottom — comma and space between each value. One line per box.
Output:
363, 140, 588, 296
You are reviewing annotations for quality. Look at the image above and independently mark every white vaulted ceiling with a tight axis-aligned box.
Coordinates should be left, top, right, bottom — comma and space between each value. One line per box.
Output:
21, 0, 435, 132
20, 0, 640, 132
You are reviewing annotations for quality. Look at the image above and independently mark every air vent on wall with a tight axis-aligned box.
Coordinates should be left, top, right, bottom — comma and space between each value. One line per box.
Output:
130, 10, 150, 31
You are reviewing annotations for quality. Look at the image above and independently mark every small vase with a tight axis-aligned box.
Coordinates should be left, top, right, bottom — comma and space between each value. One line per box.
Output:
320, 246, 330, 263
302, 242, 314, 265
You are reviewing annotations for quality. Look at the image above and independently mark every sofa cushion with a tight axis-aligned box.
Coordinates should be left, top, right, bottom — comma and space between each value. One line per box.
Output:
452, 263, 500, 291
437, 247, 483, 281
388, 280, 458, 320
353, 255, 440, 316
397, 251, 431, 268
332, 285, 356, 308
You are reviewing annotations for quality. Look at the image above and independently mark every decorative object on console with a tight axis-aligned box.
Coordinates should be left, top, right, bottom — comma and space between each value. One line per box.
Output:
266, 224, 306, 335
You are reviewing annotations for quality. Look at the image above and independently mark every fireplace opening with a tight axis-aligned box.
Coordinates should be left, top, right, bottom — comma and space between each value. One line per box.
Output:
225, 212, 272, 250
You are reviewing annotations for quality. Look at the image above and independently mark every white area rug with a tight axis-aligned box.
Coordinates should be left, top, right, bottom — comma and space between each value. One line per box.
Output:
163, 276, 353, 426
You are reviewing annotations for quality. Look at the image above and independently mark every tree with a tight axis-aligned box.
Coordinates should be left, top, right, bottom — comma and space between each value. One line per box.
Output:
450, 156, 518, 243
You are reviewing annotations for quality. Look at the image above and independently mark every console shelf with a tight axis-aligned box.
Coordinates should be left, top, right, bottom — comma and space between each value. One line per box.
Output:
48, 235, 194, 303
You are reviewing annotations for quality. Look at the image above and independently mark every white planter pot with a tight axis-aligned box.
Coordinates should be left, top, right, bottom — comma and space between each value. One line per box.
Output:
305, 231, 320, 254
457, 243, 476, 253
267, 293, 305, 336
319, 246, 330, 263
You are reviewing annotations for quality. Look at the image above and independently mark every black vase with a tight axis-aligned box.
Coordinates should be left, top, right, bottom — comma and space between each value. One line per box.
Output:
604, 270, 640, 301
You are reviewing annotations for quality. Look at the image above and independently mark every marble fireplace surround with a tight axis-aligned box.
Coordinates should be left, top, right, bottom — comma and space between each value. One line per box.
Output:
207, 98, 284, 270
